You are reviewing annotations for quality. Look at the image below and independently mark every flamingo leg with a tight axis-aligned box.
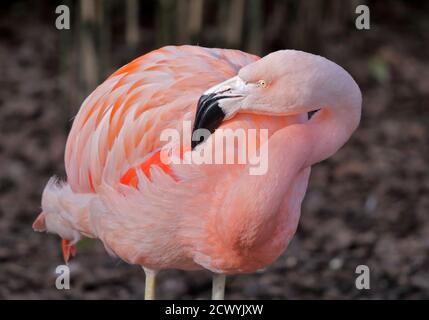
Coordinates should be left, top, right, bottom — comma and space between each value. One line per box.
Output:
212, 273, 226, 300
143, 268, 157, 300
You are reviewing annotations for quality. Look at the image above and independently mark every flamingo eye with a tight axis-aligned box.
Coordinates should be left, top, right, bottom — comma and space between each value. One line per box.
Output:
256, 80, 267, 88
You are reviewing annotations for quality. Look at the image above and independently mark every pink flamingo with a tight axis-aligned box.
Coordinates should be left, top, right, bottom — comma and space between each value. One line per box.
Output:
33, 45, 361, 299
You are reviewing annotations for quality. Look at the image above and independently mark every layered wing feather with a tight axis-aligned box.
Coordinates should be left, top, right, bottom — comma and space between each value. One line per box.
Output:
65, 45, 259, 193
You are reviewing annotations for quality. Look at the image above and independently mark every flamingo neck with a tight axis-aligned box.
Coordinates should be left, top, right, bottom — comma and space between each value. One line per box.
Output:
303, 104, 361, 168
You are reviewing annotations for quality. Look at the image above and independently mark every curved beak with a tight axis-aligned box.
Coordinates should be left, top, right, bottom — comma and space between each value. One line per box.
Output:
192, 76, 246, 149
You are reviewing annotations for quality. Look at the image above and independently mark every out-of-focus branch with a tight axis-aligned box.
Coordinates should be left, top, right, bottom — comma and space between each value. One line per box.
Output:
79, 0, 98, 97
126, 0, 140, 54
188, 0, 204, 43
246, 0, 263, 55
225, 0, 244, 48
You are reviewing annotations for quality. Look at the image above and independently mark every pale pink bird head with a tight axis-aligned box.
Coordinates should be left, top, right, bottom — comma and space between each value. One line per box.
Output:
192, 50, 362, 153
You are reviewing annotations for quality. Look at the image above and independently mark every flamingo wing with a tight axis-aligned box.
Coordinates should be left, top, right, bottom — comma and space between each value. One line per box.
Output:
65, 45, 259, 193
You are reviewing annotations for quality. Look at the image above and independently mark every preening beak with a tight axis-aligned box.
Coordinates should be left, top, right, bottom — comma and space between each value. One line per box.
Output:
192, 93, 227, 149
192, 76, 246, 149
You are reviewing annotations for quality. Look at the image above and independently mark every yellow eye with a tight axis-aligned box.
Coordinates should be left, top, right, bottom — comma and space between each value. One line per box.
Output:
257, 80, 267, 88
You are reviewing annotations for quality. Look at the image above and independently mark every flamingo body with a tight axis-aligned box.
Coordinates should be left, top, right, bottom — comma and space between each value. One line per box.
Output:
33, 45, 361, 276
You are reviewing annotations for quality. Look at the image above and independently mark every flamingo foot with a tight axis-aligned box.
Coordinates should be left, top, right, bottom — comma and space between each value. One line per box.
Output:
61, 239, 77, 264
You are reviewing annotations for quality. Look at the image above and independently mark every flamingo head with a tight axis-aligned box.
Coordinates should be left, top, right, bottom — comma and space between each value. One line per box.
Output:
192, 50, 361, 148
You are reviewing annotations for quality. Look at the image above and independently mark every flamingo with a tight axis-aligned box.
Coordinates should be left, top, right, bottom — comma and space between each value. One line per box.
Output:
32, 45, 361, 300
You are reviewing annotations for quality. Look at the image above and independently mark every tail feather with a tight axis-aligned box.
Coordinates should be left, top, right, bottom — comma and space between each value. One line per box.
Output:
34, 176, 100, 242
32, 212, 46, 232
61, 239, 77, 264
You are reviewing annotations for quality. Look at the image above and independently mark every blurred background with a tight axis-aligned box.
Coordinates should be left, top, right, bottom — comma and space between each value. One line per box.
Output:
0, 0, 428, 299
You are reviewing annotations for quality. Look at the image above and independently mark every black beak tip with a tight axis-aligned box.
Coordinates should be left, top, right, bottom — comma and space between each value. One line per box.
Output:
192, 93, 226, 149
